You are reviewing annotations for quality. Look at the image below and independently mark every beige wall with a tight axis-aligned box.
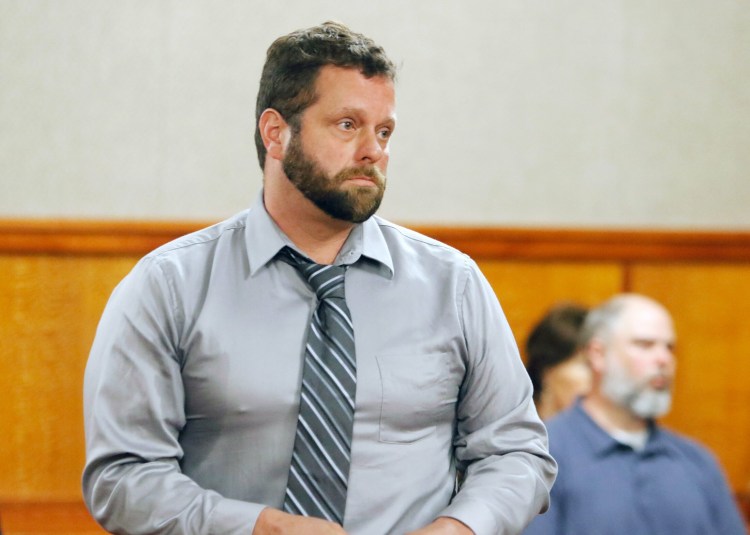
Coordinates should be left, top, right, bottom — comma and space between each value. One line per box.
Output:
1, 0, 749, 228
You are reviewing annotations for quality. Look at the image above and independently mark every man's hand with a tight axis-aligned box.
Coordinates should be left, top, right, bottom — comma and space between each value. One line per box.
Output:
406, 516, 475, 535
252, 508, 348, 535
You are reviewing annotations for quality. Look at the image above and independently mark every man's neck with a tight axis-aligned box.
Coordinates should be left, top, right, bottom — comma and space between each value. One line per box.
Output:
581, 391, 649, 434
263, 180, 355, 265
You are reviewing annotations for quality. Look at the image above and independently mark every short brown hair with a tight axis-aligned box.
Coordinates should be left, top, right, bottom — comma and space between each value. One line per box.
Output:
254, 21, 397, 169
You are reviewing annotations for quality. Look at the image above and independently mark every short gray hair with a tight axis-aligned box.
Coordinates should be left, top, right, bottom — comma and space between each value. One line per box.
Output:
577, 294, 634, 350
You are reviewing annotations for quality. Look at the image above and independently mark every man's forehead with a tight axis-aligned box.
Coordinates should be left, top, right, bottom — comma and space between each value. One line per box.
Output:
617, 301, 675, 340
313, 66, 395, 103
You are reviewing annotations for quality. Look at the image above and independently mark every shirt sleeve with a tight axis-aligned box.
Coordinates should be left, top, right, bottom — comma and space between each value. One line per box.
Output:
701, 449, 747, 534
82, 257, 264, 534
520, 482, 561, 535
438, 259, 557, 535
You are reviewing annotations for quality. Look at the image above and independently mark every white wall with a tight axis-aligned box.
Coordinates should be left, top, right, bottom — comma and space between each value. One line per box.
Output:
1, 0, 749, 228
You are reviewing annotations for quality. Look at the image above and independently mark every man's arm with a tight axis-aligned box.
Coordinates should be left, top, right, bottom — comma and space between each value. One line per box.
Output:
252, 508, 348, 535
437, 259, 557, 535
406, 517, 474, 535
520, 496, 559, 535
83, 258, 261, 533
700, 449, 747, 534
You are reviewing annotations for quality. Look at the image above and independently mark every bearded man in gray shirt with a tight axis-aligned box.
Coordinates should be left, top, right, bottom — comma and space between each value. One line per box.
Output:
82, 21, 556, 535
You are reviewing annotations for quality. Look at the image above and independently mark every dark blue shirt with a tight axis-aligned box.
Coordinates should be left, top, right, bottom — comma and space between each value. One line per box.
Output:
524, 400, 745, 535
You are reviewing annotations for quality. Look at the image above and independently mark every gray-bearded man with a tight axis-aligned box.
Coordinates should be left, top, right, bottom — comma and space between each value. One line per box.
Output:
524, 293, 745, 535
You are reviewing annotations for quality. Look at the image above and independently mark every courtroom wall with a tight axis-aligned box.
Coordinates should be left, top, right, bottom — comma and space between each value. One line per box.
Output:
1, 0, 749, 228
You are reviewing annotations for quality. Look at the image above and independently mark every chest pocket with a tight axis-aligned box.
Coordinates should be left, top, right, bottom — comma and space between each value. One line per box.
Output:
375, 352, 459, 444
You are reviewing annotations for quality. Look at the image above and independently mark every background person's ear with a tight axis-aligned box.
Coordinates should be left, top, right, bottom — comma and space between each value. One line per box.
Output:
587, 339, 608, 375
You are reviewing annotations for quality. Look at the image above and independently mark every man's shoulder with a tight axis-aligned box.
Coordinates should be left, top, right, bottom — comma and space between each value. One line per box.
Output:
545, 406, 584, 438
542, 404, 595, 457
655, 425, 721, 466
372, 216, 468, 263
145, 210, 249, 263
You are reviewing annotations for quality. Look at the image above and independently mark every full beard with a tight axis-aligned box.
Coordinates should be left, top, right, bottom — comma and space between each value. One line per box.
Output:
601, 355, 672, 419
282, 133, 386, 223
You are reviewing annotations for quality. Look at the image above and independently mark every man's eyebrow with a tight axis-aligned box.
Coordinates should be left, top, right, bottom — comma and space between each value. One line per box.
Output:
630, 336, 676, 346
332, 106, 365, 117
334, 107, 396, 123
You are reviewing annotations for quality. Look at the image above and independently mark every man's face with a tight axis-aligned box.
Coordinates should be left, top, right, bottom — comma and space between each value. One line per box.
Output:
600, 299, 677, 419
282, 65, 396, 223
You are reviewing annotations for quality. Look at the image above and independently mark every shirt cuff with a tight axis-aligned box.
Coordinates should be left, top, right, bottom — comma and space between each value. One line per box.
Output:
209, 498, 267, 535
439, 501, 498, 535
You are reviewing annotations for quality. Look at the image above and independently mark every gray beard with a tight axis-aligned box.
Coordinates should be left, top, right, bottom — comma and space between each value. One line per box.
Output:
601, 361, 672, 419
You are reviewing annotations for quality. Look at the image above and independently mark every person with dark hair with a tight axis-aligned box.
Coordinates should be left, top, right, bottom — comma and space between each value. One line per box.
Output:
525, 303, 591, 419
524, 293, 745, 535
82, 21, 556, 535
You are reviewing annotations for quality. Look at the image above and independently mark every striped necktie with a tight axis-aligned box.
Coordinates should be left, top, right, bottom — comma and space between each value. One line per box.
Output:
279, 247, 356, 524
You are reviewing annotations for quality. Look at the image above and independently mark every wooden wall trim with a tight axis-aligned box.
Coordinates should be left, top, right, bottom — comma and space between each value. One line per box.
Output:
0, 219, 202, 257
1, 219, 749, 261
416, 226, 750, 262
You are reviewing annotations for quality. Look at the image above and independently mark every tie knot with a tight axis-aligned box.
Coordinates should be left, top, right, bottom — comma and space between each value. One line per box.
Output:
279, 247, 346, 300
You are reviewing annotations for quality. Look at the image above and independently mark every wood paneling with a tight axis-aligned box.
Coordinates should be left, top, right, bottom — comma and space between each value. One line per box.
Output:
0, 502, 104, 534
631, 264, 750, 491
1, 219, 749, 518
0, 255, 138, 501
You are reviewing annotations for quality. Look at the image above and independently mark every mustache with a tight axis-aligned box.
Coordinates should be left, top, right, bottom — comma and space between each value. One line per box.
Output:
632, 372, 671, 392
334, 165, 386, 186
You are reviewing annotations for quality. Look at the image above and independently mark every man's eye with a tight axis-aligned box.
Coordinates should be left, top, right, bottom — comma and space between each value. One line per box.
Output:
378, 128, 392, 139
339, 121, 354, 130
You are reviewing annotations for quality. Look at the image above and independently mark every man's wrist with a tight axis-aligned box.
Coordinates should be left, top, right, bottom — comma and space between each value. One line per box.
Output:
406, 516, 474, 535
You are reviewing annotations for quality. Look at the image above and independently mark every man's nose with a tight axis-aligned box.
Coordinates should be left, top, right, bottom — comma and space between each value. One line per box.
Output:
655, 343, 674, 367
355, 131, 385, 164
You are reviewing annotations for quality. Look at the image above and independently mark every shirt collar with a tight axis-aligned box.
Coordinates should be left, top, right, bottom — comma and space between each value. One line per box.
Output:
244, 192, 394, 279
570, 399, 671, 457
341, 215, 394, 279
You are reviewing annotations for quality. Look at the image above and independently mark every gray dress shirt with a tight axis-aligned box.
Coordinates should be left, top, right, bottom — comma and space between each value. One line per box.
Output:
83, 195, 556, 535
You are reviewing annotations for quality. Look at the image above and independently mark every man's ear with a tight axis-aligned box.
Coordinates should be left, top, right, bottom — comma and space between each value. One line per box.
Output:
258, 108, 290, 161
587, 339, 607, 375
